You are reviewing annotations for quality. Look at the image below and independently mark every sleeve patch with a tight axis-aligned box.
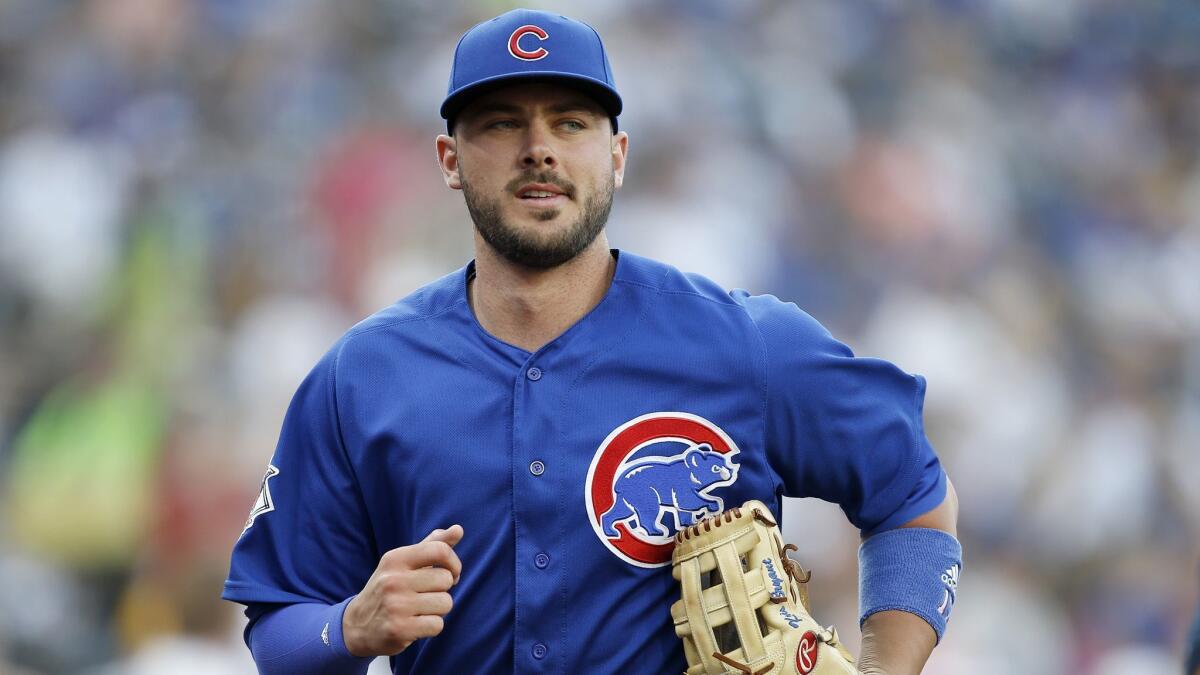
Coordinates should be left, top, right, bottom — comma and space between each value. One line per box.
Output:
242, 464, 280, 534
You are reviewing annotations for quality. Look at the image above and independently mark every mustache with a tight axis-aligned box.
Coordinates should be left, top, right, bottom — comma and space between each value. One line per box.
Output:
506, 171, 575, 198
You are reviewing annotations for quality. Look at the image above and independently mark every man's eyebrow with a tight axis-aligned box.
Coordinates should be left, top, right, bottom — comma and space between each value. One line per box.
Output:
467, 102, 523, 117
547, 101, 602, 115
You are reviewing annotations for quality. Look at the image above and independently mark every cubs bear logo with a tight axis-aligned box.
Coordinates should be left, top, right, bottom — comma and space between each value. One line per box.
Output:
585, 412, 740, 567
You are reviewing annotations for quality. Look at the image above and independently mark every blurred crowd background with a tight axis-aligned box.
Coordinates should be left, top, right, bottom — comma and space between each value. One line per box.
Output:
1, 1, 1198, 673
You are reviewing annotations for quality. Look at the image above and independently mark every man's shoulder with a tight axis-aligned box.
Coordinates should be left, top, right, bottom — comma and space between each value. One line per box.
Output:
322, 264, 468, 370
346, 264, 468, 337
620, 251, 827, 336
617, 250, 740, 310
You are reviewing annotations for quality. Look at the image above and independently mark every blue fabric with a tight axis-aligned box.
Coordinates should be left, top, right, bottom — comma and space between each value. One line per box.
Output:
1185, 595, 1200, 675
247, 598, 371, 675
739, 291, 949, 536
224, 250, 947, 673
440, 9, 622, 129
858, 526, 962, 643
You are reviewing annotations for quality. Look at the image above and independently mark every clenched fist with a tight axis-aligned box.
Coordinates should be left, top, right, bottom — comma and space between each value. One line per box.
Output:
343, 525, 464, 656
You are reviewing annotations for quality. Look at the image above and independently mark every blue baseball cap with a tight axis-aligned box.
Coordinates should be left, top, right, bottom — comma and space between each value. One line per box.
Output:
441, 9, 622, 132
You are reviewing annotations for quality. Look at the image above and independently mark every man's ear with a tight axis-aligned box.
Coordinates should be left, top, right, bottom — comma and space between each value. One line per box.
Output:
611, 130, 629, 190
436, 134, 462, 190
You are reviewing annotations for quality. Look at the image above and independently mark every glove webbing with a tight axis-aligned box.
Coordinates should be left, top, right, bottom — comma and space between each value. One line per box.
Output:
674, 509, 788, 673
675, 507, 822, 674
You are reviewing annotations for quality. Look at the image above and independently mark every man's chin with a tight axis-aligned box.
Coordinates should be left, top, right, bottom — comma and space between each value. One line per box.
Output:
489, 226, 598, 269
495, 241, 585, 269
532, 209, 563, 223
466, 184, 611, 269
511, 203, 568, 224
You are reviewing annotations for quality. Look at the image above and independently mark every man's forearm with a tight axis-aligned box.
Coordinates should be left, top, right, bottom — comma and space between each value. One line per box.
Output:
248, 600, 372, 675
858, 478, 960, 674
858, 609, 937, 675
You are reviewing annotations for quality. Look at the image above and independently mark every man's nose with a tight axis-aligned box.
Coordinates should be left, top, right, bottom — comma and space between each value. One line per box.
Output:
520, 128, 557, 169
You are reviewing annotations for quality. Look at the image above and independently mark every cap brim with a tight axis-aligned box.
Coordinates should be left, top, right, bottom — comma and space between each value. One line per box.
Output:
440, 72, 622, 131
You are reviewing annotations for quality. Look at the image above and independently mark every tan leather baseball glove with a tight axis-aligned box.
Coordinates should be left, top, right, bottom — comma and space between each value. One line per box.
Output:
671, 500, 857, 675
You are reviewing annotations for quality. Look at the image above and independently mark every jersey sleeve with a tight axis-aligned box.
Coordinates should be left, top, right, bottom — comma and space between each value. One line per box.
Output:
223, 341, 379, 607
737, 292, 947, 536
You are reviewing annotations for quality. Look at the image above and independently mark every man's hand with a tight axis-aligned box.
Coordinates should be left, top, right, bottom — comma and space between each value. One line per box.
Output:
343, 525, 464, 657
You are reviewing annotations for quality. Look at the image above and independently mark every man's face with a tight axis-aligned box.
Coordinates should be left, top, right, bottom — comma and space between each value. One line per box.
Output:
437, 82, 629, 269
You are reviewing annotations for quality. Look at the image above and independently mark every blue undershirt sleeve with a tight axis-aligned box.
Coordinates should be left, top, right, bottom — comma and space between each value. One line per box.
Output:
247, 599, 373, 675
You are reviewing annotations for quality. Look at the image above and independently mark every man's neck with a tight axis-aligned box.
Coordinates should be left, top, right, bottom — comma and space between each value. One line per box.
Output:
469, 235, 616, 353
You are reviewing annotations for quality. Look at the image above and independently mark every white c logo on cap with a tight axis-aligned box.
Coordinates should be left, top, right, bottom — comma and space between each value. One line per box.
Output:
508, 24, 549, 61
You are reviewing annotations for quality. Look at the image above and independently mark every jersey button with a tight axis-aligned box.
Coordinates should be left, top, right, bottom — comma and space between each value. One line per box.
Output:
532, 643, 548, 660
534, 552, 550, 569
529, 460, 545, 476
526, 366, 542, 381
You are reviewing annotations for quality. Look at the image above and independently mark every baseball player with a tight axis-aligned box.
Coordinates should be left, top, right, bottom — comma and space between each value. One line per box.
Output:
223, 9, 961, 675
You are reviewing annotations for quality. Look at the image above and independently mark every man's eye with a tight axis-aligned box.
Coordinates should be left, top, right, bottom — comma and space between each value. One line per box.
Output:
561, 120, 584, 131
490, 120, 518, 130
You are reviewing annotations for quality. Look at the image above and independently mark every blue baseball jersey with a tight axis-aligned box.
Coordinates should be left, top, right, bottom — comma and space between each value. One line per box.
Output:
223, 250, 946, 674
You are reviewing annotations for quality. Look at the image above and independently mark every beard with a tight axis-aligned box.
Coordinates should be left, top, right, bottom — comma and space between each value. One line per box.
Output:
461, 167, 614, 269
